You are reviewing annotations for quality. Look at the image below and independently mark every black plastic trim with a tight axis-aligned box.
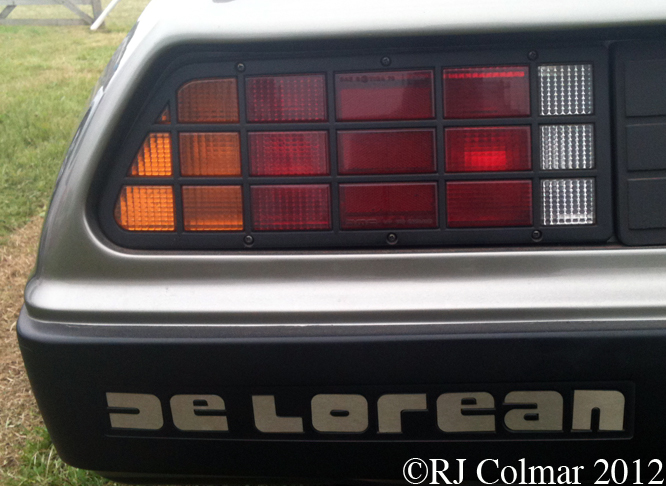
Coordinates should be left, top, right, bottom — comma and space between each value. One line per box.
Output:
20, 309, 666, 483
612, 41, 666, 245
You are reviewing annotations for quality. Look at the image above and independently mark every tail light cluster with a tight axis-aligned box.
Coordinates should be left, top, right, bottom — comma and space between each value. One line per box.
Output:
101, 47, 611, 249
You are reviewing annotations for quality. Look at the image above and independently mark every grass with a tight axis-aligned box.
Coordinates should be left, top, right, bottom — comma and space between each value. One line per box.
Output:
0, 2, 150, 483
0, 0, 150, 243
5, 427, 113, 486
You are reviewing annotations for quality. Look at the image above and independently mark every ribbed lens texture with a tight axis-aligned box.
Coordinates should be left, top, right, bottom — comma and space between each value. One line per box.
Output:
539, 64, 593, 116
445, 126, 531, 172
542, 178, 594, 226
447, 181, 533, 228
179, 132, 241, 177
338, 129, 436, 175
540, 124, 594, 170
340, 183, 438, 230
443, 66, 530, 118
335, 70, 434, 121
249, 131, 329, 176
129, 133, 172, 177
114, 186, 175, 231
182, 186, 243, 231
177, 78, 239, 124
246, 75, 327, 123
251, 185, 331, 231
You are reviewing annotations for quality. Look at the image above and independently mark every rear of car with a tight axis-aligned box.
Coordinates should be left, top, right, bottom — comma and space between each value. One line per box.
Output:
17, 0, 666, 483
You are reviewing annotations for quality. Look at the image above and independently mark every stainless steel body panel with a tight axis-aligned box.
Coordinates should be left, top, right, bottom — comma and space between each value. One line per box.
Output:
25, 0, 666, 334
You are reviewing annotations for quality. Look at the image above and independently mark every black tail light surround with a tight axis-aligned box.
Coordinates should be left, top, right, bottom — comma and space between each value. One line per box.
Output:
97, 45, 612, 250
613, 41, 666, 246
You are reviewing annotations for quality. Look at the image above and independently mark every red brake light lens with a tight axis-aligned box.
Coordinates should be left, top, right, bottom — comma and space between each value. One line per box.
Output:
246, 74, 327, 123
251, 185, 331, 231
338, 129, 436, 175
446, 126, 531, 173
335, 70, 434, 121
443, 66, 530, 118
340, 183, 438, 230
249, 131, 329, 176
447, 180, 532, 227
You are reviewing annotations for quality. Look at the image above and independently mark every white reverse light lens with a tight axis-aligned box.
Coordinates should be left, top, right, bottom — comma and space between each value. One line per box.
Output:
542, 178, 595, 226
541, 124, 594, 170
539, 64, 593, 116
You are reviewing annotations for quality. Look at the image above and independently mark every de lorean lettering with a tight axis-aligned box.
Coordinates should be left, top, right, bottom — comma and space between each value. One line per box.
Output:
105, 389, 626, 437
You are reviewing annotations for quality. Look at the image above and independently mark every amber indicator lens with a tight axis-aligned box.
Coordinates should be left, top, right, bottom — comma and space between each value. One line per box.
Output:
447, 180, 532, 227
177, 78, 239, 124
179, 132, 241, 177
114, 186, 175, 231
251, 185, 331, 231
246, 74, 327, 123
128, 133, 172, 177
156, 106, 170, 124
446, 126, 531, 173
338, 129, 436, 175
249, 131, 329, 176
340, 183, 438, 230
335, 70, 434, 121
443, 66, 530, 118
182, 186, 243, 231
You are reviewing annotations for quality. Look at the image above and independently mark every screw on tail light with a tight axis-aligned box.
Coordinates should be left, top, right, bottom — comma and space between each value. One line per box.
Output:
246, 74, 327, 123
249, 131, 329, 176
445, 126, 531, 173
539, 64, 593, 116
177, 78, 239, 124
179, 132, 241, 177
335, 70, 434, 121
340, 183, 438, 230
338, 129, 436, 175
128, 133, 172, 177
443, 66, 530, 118
182, 186, 243, 231
540, 124, 595, 170
114, 186, 175, 232
251, 185, 331, 231
447, 180, 533, 228
542, 178, 595, 225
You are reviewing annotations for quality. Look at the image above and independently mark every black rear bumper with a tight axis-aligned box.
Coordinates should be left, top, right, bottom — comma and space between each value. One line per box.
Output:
18, 308, 666, 484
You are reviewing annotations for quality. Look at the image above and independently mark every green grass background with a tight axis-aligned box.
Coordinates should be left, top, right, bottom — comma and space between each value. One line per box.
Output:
1, 2, 149, 483
0, 0, 150, 243
9, 427, 116, 485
